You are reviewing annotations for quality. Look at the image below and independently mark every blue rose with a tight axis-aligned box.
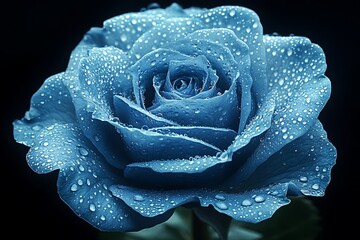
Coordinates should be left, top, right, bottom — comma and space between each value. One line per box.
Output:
13, 3, 336, 233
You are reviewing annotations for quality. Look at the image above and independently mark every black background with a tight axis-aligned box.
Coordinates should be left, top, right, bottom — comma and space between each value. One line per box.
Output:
2, 0, 357, 239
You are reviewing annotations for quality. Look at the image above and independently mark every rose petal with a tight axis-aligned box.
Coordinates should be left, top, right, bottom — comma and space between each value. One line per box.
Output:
124, 153, 231, 188
186, 28, 253, 132
25, 123, 172, 231
149, 126, 237, 150
149, 81, 239, 130
64, 47, 138, 169
227, 91, 276, 154
67, 31, 104, 72
169, 38, 239, 89
110, 184, 290, 223
88, 3, 187, 52
187, 6, 268, 106
129, 48, 193, 108
229, 36, 332, 182
109, 121, 221, 163
130, 17, 203, 61
161, 55, 218, 100
242, 120, 337, 197
72, 102, 130, 169
13, 73, 76, 146
76, 47, 133, 106
123, 97, 274, 189
264, 36, 328, 107
113, 95, 178, 128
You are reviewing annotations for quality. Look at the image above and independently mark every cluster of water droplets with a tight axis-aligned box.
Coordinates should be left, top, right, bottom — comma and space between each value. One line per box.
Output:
110, 183, 290, 223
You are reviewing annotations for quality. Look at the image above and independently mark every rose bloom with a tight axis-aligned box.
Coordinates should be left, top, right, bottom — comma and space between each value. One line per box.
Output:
13, 3, 336, 233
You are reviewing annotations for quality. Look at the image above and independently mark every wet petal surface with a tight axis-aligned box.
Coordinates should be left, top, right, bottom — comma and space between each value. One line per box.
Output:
110, 183, 290, 223
243, 121, 337, 196
26, 123, 172, 231
187, 6, 268, 105
13, 73, 76, 146
110, 120, 221, 163
228, 36, 332, 182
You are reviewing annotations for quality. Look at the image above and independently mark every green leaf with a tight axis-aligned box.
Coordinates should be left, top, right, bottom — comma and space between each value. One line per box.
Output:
227, 196, 322, 240
194, 206, 232, 240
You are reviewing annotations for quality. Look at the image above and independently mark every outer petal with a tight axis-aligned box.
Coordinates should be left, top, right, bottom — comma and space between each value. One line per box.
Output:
187, 6, 268, 105
229, 36, 332, 182
242, 120, 337, 196
75, 47, 133, 108
25, 123, 172, 231
130, 17, 203, 62
110, 184, 290, 223
64, 47, 135, 169
13, 73, 76, 146
99, 3, 188, 52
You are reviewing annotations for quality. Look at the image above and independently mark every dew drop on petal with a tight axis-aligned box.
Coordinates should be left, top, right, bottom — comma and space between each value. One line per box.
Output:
312, 183, 320, 190
241, 199, 252, 206
133, 195, 145, 202
215, 202, 228, 210
78, 165, 85, 172
300, 176, 308, 182
70, 184, 78, 192
32, 125, 42, 131
79, 147, 89, 156
254, 195, 265, 203
214, 194, 226, 201
89, 203, 96, 212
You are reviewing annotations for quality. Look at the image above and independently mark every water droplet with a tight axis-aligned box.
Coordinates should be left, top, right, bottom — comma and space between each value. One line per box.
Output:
254, 195, 265, 203
278, 78, 284, 86
32, 125, 42, 131
215, 194, 226, 201
70, 184, 78, 192
312, 183, 319, 190
89, 204, 96, 212
133, 195, 145, 202
120, 34, 127, 42
79, 165, 85, 172
43, 142, 49, 147
241, 199, 252, 206
94, 135, 100, 142
300, 176, 308, 182
287, 48, 293, 56
229, 10, 236, 17
79, 147, 89, 156
100, 215, 106, 221
215, 202, 228, 210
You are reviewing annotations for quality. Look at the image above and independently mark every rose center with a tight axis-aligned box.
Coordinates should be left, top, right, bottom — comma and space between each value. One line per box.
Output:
171, 75, 203, 96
